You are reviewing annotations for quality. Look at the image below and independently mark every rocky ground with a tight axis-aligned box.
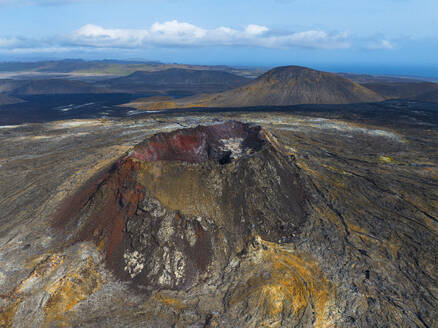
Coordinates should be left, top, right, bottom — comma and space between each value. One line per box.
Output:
0, 108, 437, 327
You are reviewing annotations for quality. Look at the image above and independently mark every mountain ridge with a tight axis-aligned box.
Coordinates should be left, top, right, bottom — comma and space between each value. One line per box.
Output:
103, 68, 251, 94
125, 65, 384, 110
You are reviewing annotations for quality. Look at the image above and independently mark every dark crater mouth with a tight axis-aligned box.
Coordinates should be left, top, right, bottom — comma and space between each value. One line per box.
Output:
130, 121, 265, 164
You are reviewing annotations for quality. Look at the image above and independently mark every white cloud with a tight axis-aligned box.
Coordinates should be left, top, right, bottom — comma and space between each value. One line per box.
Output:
379, 39, 395, 49
68, 21, 350, 50
150, 21, 207, 39
366, 39, 396, 50
0, 37, 19, 48
263, 30, 351, 49
72, 24, 149, 47
245, 24, 269, 36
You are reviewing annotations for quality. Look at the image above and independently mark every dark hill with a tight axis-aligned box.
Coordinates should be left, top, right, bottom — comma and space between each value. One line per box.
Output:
127, 66, 384, 110
105, 68, 251, 94
363, 82, 438, 102
9, 79, 109, 95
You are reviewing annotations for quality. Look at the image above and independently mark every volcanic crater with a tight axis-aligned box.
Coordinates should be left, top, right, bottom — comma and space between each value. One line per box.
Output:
54, 121, 310, 291
130, 120, 266, 164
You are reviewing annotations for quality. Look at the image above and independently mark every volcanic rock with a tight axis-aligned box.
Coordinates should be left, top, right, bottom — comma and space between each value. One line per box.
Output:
1, 110, 437, 327
54, 121, 310, 291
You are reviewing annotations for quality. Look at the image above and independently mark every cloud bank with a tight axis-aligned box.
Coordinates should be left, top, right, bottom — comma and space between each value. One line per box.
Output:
0, 20, 398, 54
69, 21, 350, 50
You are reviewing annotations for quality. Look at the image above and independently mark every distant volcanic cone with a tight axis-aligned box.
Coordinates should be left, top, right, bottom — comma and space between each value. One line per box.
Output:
54, 121, 311, 290
125, 65, 384, 110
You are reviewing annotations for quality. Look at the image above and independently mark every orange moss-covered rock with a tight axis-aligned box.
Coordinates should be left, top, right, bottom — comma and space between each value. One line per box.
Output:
228, 237, 334, 328
0, 299, 21, 328
154, 293, 187, 311
43, 257, 104, 326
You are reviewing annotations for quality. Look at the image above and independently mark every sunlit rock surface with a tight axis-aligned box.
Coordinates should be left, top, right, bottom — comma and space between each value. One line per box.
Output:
53, 121, 309, 294
0, 109, 437, 327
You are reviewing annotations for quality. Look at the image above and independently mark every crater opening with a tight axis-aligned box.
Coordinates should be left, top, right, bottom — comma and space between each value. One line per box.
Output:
130, 121, 265, 164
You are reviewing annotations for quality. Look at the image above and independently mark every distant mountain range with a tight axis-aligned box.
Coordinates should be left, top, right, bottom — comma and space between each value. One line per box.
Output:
102, 68, 251, 94
0, 59, 262, 79
0, 68, 251, 102
0, 59, 147, 74
1, 61, 438, 108
125, 66, 385, 110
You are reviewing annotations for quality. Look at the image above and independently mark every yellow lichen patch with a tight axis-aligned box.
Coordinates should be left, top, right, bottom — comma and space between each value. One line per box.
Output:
43, 257, 104, 326
268, 246, 332, 328
17, 254, 65, 294
295, 158, 349, 191
260, 128, 293, 156
33, 254, 64, 277
0, 254, 65, 327
154, 293, 186, 311
322, 164, 353, 176
295, 159, 323, 178
379, 155, 398, 164
345, 221, 367, 235
249, 269, 309, 318
25, 254, 51, 269
229, 238, 334, 328
97, 238, 107, 252
0, 298, 22, 328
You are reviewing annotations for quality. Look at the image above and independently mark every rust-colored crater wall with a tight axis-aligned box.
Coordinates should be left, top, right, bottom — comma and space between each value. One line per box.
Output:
54, 158, 145, 259
131, 121, 265, 164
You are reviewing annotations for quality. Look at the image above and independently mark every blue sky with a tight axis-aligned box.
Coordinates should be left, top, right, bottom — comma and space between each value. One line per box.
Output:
0, 0, 437, 76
